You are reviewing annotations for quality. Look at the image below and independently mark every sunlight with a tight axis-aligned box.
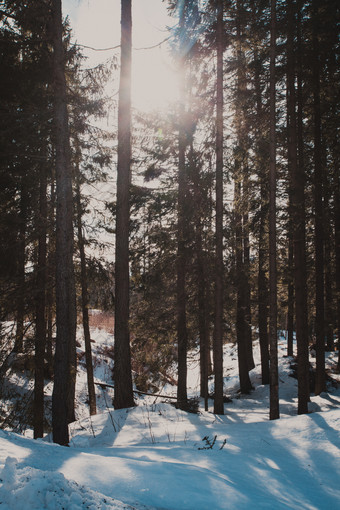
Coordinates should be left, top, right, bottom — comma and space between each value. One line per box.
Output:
64, 0, 178, 113
132, 46, 179, 112
132, 0, 179, 111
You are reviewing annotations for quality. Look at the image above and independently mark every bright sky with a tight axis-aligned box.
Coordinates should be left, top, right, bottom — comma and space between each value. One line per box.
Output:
63, 0, 179, 111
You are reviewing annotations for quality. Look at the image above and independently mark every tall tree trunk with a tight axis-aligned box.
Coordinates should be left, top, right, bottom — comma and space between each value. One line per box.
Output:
287, 239, 294, 358
114, 0, 135, 410
176, 59, 188, 408
336, 163, 340, 371
235, 180, 252, 394
234, 0, 252, 395
243, 183, 255, 371
75, 159, 96, 416
324, 242, 334, 352
213, 0, 224, 414
324, 145, 334, 352
34, 164, 47, 438
51, 0, 77, 445
312, 0, 326, 395
258, 192, 270, 384
191, 141, 209, 409
287, 96, 295, 359
288, 0, 309, 414
46, 177, 55, 378
335, 109, 340, 370
253, 51, 270, 384
197, 241, 209, 411
269, 0, 279, 420
14, 186, 26, 354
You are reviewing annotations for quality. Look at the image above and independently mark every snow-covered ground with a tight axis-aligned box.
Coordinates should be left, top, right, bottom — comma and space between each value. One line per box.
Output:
0, 325, 339, 509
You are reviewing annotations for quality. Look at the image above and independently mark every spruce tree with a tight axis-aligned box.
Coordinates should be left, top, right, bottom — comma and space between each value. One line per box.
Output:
113, 0, 135, 410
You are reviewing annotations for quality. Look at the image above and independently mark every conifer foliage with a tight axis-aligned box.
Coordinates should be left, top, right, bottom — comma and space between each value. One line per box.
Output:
0, 0, 339, 438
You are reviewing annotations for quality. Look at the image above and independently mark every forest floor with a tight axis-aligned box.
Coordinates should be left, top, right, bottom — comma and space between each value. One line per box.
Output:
0, 318, 339, 509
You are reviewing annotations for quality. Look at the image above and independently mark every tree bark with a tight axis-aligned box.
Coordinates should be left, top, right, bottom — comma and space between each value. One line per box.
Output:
51, 0, 77, 445
114, 0, 135, 410
75, 159, 97, 416
235, 181, 252, 394
234, 0, 252, 395
191, 139, 209, 409
14, 186, 26, 354
34, 162, 47, 438
287, 240, 294, 358
253, 50, 270, 385
312, 0, 326, 395
269, 0, 279, 420
336, 163, 340, 371
46, 176, 55, 378
288, 0, 309, 414
176, 62, 188, 408
243, 189, 255, 371
213, 0, 224, 414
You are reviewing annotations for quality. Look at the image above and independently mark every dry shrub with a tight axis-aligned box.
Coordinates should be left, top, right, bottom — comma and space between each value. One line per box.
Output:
88, 311, 114, 334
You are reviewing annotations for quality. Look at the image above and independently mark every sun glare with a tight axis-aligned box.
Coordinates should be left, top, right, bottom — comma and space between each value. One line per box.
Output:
132, 46, 179, 112
65, 0, 178, 113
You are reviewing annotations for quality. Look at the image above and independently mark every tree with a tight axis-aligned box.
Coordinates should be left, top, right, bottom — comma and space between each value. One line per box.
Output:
113, 0, 135, 410
233, 0, 252, 394
176, 22, 189, 409
75, 155, 97, 416
312, 0, 326, 395
269, 0, 279, 420
288, 0, 309, 414
213, 0, 225, 415
172, 0, 202, 409
33, 156, 48, 438
252, 45, 270, 385
51, 0, 77, 445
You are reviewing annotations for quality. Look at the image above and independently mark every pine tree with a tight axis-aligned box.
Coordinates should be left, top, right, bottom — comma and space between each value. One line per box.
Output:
213, 0, 225, 414
113, 0, 135, 410
51, 0, 77, 445
312, 0, 326, 395
288, 0, 309, 414
269, 0, 279, 420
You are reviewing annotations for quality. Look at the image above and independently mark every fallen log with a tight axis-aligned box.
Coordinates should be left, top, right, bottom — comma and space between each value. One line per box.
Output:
94, 381, 177, 400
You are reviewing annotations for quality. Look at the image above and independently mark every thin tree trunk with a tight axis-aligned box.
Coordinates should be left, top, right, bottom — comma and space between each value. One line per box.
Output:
336, 163, 340, 371
235, 180, 252, 394
213, 0, 224, 414
46, 177, 55, 378
253, 51, 270, 384
312, 0, 326, 395
234, 0, 252, 395
14, 187, 26, 354
287, 123, 294, 359
243, 196, 255, 371
51, 0, 77, 445
176, 59, 188, 408
288, 0, 309, 414
114, 0, 135, 410
258, 202, 270, 384
287, 241, 294, 358
75, 159, 96, 416
198, 248, 209, 410
324, 148, 334, 353
191, 141, 209, 409
269, 0, 279, 420
34, 164, 47, 438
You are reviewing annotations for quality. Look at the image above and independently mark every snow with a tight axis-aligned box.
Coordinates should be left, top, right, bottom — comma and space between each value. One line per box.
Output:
0, 327, 339, 509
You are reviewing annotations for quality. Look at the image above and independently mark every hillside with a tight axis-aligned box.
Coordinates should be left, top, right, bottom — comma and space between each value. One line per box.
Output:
0, 323, 339, 509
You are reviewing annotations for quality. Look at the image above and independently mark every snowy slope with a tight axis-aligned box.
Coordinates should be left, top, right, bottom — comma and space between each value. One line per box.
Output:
0, 326, 339, 509
0, 404, 339, 509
